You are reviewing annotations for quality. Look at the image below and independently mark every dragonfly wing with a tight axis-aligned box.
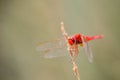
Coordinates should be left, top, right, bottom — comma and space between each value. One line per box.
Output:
36, 37, 68, 58
44, 46, 68, 59
81, 35, 93, 63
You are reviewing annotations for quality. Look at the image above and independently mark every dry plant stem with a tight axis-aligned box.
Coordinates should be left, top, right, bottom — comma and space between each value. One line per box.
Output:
69, 49, 80, 80
61, 22, 80, 80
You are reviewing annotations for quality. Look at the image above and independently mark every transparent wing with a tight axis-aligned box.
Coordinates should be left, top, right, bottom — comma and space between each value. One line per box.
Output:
81, 35, 93, 63
44, 45, 68, 59
36, 37, 68, 58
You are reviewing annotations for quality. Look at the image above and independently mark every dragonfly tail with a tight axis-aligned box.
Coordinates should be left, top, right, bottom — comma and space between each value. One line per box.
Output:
85, 35, 104, 42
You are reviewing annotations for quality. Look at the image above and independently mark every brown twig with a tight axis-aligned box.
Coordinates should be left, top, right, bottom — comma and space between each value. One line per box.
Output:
61, 22, 80, 80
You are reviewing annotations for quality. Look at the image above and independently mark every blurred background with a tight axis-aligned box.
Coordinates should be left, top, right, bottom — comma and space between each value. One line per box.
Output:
0, 0, 120, 80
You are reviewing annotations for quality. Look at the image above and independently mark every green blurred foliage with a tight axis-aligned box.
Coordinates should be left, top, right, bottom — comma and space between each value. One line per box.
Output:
0, 0, 120, 80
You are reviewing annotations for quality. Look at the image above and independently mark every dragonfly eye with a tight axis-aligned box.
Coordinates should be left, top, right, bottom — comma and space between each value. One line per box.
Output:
68, 39, 74, 45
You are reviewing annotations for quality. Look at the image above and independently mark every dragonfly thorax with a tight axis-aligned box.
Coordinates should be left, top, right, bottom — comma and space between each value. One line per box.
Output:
68, 34, 82, 45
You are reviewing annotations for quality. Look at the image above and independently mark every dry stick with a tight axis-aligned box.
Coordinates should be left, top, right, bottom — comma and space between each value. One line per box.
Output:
69, 49, 80, 80
61, 22, 80, 80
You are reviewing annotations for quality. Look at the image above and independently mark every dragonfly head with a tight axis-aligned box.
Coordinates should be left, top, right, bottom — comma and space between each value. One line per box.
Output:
68, 38, 74, 45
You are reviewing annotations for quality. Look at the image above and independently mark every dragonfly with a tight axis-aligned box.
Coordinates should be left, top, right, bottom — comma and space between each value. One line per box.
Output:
36, 22, 103, 62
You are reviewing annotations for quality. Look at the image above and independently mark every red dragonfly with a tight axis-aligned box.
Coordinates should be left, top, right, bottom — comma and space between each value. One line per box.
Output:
36, 22, 103, 62
66, 33, 103, 62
